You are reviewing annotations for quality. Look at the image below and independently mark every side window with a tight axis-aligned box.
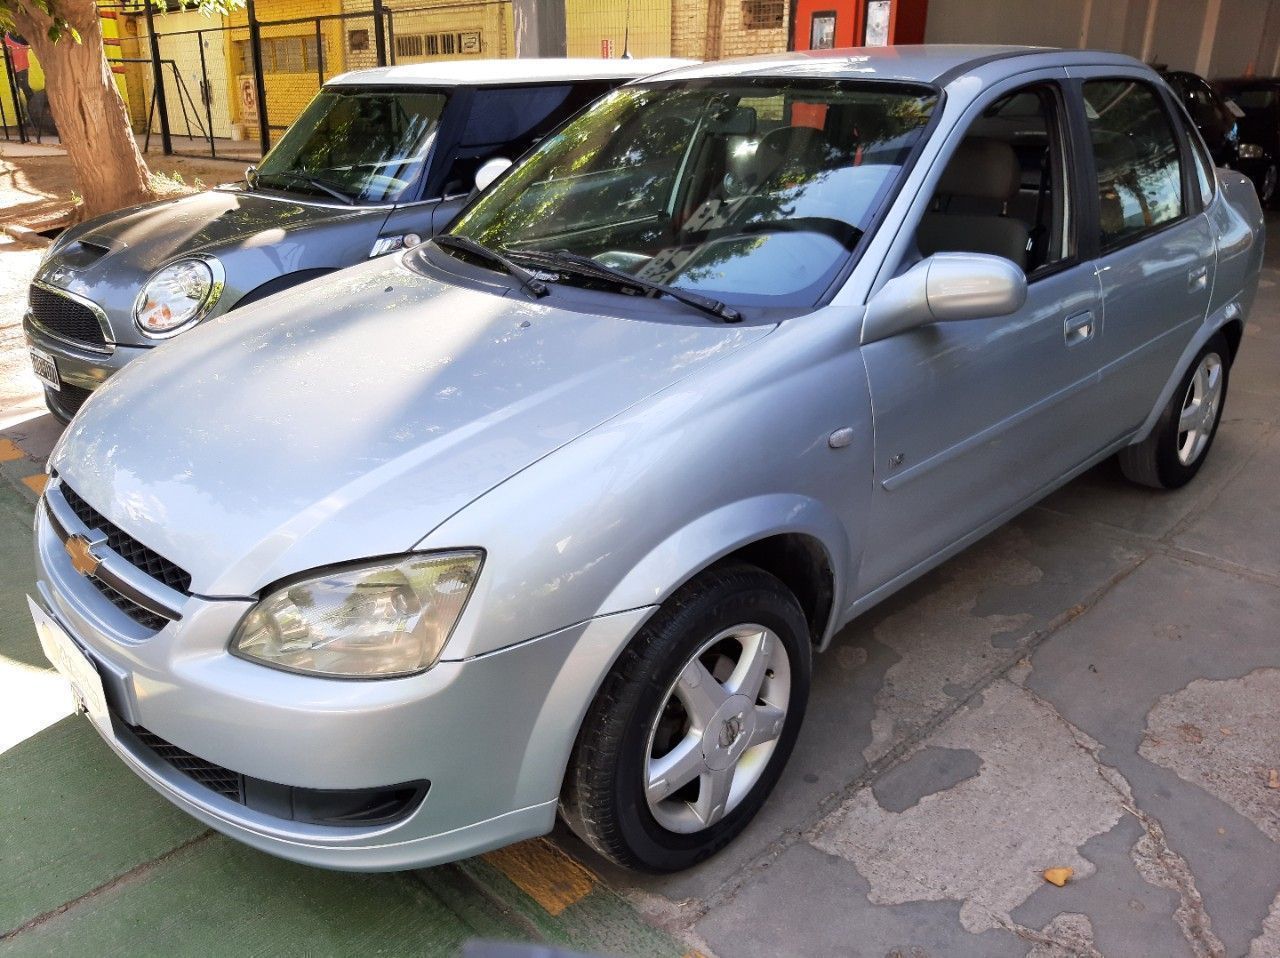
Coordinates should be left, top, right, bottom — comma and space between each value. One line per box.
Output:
438, 82, 617, 196
915, 82, 1072, 276
1083, 80, 1185, 248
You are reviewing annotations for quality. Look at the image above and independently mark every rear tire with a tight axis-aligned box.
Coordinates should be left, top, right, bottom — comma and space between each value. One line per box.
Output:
1118, 334, 1230, 490
560, 563, 811, 872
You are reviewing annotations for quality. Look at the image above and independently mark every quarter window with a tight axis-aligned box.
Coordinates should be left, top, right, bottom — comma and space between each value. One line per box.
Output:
1083, 80, 1184, 247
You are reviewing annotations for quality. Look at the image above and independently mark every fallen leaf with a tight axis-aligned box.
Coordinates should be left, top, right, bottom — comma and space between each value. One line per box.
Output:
1268, 769, 1280, 790
1043, 867, 1074, 887
1220, 727, 1234, 736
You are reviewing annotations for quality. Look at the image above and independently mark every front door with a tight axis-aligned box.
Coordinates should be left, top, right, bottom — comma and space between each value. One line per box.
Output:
856, 77, 1110, 597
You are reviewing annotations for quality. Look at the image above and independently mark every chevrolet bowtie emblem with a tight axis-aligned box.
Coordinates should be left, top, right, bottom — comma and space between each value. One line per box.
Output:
65, 534, 101, 578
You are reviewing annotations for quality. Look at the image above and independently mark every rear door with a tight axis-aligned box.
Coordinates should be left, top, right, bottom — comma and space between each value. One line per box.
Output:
1069, 70, 1215, 434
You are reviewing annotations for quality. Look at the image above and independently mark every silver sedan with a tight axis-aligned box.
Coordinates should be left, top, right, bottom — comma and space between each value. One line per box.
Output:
30, 45, 1262, 873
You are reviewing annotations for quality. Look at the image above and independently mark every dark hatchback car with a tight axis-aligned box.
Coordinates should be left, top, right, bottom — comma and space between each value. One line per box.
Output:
24, 58, 688, 422
1214, 76, 1280, 207
1160, 70, 1241, 169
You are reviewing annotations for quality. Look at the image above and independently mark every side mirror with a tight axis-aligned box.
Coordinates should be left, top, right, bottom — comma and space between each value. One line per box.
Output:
474, 157, 512, 193
862, 252, 1027, 345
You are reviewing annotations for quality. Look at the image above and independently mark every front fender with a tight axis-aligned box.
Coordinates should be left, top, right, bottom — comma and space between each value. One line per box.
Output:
598, 493, 852, 641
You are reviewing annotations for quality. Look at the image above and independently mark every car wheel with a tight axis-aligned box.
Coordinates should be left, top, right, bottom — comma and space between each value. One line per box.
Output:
1118, 334, 1230, 489
561, 563, 811, 872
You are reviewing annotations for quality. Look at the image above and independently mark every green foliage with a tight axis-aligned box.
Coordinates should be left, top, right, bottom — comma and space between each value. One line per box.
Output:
1, 0, 241, 44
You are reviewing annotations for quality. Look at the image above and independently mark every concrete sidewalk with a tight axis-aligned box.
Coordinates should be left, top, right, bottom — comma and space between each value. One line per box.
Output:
1, 220, 1278, 957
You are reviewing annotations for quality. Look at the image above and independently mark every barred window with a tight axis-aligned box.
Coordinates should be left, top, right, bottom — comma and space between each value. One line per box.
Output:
396, 34, 423, 58
742, 0, 784, 29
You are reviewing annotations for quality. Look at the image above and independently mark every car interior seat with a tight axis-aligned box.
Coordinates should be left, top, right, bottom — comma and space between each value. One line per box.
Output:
916, 136, 1029, 270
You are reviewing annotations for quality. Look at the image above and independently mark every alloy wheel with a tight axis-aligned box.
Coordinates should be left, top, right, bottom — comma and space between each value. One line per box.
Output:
644, 624, 791, 834
1176, 352, 1223, 466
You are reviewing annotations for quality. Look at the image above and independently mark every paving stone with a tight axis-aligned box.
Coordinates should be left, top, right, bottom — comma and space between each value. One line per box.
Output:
1025, 554, 1280, 958
870, 745, 981, 814
1034, 419, 1270, 541
1011, 815, 1191, 958
1172, 429, 1280, 577
694, 842, 1026, 958
812, 681, 1129, 935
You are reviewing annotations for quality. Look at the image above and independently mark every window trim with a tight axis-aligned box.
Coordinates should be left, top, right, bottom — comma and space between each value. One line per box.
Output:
1076, 75, 1195, 257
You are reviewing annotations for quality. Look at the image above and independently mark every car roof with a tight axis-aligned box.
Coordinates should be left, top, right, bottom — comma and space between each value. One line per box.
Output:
327, 57, 696, 88
644, 44, 1149, 87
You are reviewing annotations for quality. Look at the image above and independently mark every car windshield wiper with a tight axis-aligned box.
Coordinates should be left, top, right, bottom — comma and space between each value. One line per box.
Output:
433, 234, 549, 299
507, 248, 741, 323
256, 170, 357, 206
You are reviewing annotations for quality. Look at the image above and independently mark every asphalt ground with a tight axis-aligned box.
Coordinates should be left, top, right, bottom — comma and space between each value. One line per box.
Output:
1, 217, 1278, 957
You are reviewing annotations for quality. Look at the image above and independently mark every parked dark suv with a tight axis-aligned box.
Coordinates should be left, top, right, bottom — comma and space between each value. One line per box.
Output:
24, 58, 689, 422
1215, 77, 1280, 207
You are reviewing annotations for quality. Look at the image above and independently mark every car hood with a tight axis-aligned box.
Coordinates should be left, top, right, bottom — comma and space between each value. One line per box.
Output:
51, 255, 772, 597
70, 187, 377, 275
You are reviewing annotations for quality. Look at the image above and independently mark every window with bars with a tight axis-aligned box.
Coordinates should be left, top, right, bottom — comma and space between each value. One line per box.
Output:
390, 31, 483, 60
742, 0, 785, 29
233, 35, 325, 75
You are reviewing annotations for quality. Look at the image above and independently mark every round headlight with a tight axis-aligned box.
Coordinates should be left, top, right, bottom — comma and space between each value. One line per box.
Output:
134, 258, 223, 337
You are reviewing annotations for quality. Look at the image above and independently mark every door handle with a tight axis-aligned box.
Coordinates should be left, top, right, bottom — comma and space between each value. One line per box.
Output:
1188, 265, 1209, 292
1064, 311, 1094, 346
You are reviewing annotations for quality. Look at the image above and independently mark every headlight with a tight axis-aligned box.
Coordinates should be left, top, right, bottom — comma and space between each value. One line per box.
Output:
1239, 143, 1264, 159
134, 257, 223, 337
231, 551, 482, 678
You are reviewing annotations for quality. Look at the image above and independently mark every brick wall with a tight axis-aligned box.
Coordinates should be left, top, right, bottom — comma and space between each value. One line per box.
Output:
564, 0, 672, 58
672, 0, 789, 60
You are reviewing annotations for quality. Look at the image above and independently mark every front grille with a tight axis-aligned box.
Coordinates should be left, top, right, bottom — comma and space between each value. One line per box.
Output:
126, 723, 430, 827
131, 726, 245, 801
29, 285, 108, 349
48, 382, 92, 419
60, 484, 192, 594
90, 577, 171, 632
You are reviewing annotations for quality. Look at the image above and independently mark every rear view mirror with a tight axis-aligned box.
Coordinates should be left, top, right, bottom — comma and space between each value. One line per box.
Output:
474, 157, 512, 193
862, 252, 1027, 345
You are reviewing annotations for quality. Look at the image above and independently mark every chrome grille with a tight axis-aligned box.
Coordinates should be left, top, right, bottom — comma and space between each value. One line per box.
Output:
60, 484, 192, 593
28, 285, 108, 350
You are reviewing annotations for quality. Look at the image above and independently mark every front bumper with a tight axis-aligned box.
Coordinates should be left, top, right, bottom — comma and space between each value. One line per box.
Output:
33, 495, 651, 870
23, 314, 147, 420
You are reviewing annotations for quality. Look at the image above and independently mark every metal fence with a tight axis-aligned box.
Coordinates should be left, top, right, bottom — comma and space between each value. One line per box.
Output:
0, 0, 701, 150
125, 0, 509, 161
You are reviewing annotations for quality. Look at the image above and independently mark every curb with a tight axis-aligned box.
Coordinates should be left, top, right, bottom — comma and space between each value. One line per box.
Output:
3, 224, 51, 248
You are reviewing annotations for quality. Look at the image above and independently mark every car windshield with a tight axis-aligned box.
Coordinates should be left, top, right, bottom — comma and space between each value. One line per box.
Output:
254, 86, 447, 204
1226, 86, 1278, 115
443, 79, 938, 308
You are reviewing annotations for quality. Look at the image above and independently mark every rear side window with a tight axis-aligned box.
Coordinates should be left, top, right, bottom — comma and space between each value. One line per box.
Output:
439, 81, 616, 195
1083, 80, 1185, 248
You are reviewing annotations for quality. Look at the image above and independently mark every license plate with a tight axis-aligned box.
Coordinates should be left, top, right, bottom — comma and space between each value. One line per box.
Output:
29, 346, 61, 391
28, 596, 109, 731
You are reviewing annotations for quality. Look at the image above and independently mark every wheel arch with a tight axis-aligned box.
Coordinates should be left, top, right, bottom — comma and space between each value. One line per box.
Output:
596, 494, 852, 650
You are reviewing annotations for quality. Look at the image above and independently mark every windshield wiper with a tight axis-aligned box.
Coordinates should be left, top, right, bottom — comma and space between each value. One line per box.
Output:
257, 170, 356, 206
508, 248, 741, 323
434, 234, 549, 299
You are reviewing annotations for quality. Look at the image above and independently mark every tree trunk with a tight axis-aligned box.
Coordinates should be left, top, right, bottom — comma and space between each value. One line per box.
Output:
14, 0, 155, 218
704, 0, 726, 60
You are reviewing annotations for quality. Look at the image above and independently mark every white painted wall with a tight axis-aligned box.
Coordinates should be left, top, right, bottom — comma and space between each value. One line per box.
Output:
924, 0, 1280, 79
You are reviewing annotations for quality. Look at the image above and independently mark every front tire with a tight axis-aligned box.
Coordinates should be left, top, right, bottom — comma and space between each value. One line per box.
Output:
560, 564, 811, 872
1119, 334, 1230, 489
